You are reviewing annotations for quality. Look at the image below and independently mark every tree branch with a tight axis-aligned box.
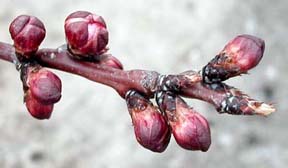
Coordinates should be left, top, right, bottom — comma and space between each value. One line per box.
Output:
0, 42, 159, 98
0, 11, 276, 152
0, 41, 275, 116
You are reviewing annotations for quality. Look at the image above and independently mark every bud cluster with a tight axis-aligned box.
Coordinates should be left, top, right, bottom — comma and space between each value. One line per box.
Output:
9, 15, 62, 119
3, 11, 273, 153
8, 11, 123, 119
21, 66, 62, 119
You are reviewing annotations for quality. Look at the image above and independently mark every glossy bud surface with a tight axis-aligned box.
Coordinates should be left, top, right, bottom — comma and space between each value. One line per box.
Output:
9, 15, 46, 56
126, 91, 171, 153
222, 34, 265, 71
25, 91, 54, 120
159, 92, 211, 152
27, 68, 62, 104
65, 11, 108, 57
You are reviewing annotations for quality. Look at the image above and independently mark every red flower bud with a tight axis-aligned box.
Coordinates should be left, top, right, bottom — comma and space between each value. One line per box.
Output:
203, 34, 265, 83
64, 11, 109, 57
222, 34, 265, 71
27, 67, 62, 104
126, 91, 171, 153
159, 92, 211, 152
172, 98, 211, 151
9, 15, 46, 56
99, 54, 123, 69
25, 90, 54, 120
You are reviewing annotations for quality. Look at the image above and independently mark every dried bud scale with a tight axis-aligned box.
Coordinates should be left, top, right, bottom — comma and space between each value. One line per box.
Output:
157, 71, 202, 93
217, 88, 275, 116
64, 11, 109, 58
9, 15, 46, 57
126, 91, 171, 153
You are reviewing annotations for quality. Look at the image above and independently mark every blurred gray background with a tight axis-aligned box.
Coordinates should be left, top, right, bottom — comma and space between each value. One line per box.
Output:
0, 0, 287, 167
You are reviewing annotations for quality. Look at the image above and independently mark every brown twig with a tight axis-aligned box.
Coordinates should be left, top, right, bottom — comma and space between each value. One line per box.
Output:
0, 41, 275, 116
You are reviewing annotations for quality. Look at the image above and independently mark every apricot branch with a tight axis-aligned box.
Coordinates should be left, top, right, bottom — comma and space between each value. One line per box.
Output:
0, 11, 275, 153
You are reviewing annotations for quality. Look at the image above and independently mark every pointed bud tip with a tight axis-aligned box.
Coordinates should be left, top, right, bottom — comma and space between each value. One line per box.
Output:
238, 34, 265, 48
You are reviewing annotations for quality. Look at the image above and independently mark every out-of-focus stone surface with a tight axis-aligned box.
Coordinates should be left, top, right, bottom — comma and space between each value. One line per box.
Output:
0, 0, 287, 167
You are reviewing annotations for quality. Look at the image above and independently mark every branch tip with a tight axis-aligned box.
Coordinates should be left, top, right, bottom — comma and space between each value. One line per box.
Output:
248, 101, 276, 116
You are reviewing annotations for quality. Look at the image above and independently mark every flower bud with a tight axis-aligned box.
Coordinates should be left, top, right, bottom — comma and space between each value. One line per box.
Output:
99, 54, 123, 69
27, 67, 62, 104
126, 91, 171, 153
64, 11, 109, 57
172, 98, 211, 151
25, 90, 54, 120
9, 15, 46, 57
203, 34, 265, 83
222, 34, 265, 71
158, 92, 211, 152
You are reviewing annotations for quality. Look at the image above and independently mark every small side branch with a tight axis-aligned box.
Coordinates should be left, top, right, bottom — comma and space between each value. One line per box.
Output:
0, 42, 159, 97
180, 82, 275, 116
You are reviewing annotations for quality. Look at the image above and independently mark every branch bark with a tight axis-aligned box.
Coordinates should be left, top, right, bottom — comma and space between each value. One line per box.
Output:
0, 41, 275, 116
0, 42, 159, 98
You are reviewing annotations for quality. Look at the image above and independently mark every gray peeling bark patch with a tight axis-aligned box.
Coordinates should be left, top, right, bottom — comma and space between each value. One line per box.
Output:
140, 70, 160, 95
